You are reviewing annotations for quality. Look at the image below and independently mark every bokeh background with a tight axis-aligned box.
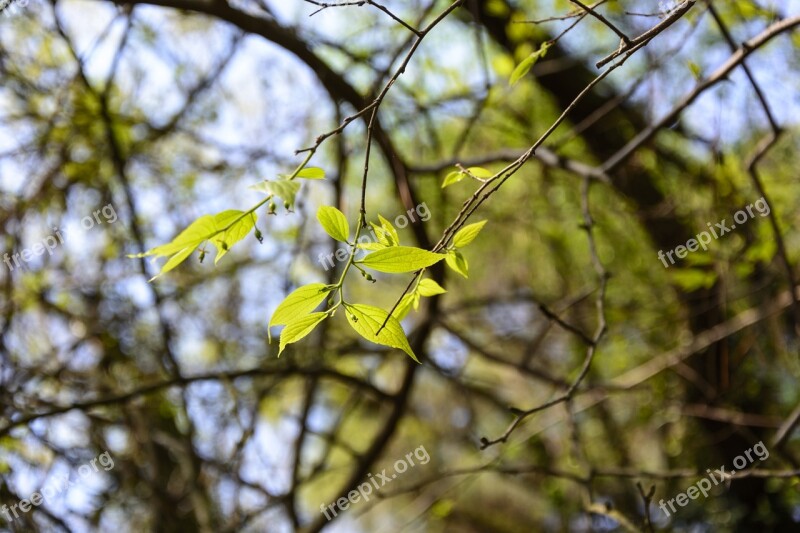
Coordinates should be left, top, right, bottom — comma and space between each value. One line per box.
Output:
2, 0, 800, 531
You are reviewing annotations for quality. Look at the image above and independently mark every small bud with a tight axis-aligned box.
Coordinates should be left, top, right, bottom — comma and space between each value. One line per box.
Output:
283, 200, 291, 211
199, 249, 206, 263
361, 271, 376, 283
268, 201, 277, 215
221, 242, 229, 251
255, 228, 263, 244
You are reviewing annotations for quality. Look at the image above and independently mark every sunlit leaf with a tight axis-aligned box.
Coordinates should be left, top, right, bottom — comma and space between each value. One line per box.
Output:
378, 215, 400, 245
295, 167, 326, 180
360, 246, 444, 273
130, 209, 258, 279
357, 241, 386, 251
510, 41, 552, 85
269, 283, 333, 341
317, 206, 350, 242
417, 278, 446, 297
445, 250, 469, 278
279, 312, 328, 355
149, 245, 196, 281
442, 171, 465, 189
465, 167, 493, 179
453, 220, 487, 248
249, 179, 301, 208
345, 303, 418, 362
210, 210, 257, 264
391, 293, 416, 320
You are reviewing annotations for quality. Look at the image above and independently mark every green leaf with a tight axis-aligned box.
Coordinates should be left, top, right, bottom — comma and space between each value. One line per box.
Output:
360, 246, 444, 273
453, 220, 487, 248
130, 215, 217, 259
442, 170, 466, 189
442, 167, 492, 188
345, 303, 418, 362
269, 283, 333, 341
279, 312, 328, 355
357, 241, 386, 251
378, 215, 400, 245
149, 245, 196, 282
249, 179, 301, 207
465, 167, 493, 179
210, 210, 257, 264
391, 293, 416, 320
370, 217, 400, 247
317, 206, 350, 242
417, 278, 446, 297
130, 209, 258, 279
445, 250, 469, 278
295, 167, 326, 180
509, 41, 552, 85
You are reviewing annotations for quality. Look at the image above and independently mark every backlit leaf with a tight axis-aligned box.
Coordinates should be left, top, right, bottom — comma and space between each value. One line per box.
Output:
279, 312, 328, 355
442, 170, 465, 189
453, 220, 487, 248
249, 179, 301, 208
510, 41, 552, 85
317, 206, 350, 242
296, 167, 326, 180
445, 250, 469, 278
417, 278, 446, 297
269, 283, 333, 341
360, 246, 444, 273
345, 303, 418, 362
391, 293, 416, 320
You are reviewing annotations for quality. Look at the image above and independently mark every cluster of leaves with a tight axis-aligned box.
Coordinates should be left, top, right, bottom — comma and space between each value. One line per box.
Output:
269, 206, 484, 361
131, 163, 487, 361
441, 166, 492, 279
129, 165, 325, 280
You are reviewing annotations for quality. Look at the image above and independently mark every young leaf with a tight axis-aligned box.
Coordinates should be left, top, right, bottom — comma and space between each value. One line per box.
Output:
357, 241, 386, 251
378, 215, 400, 245
149, 245, 196, 282
452, 220, 487, 248
465, 167, 493, 179
269, 283, 332, 341
279, 312, 328, 355
130, 215, 217, 259
391, 293, 416, 320
210, 210, 257, 264
360, 246, 444, 273
250, 179, 301, 208
130, 209, 258, 279
442, 170, 465, 189
317, 206, 350, 242
445, 250, 469, 278
370, 219, 399, 247
509, 41, 552, 85
345, 303, 418, 362
295, 167, 326, 180
417, 278, 446, 297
